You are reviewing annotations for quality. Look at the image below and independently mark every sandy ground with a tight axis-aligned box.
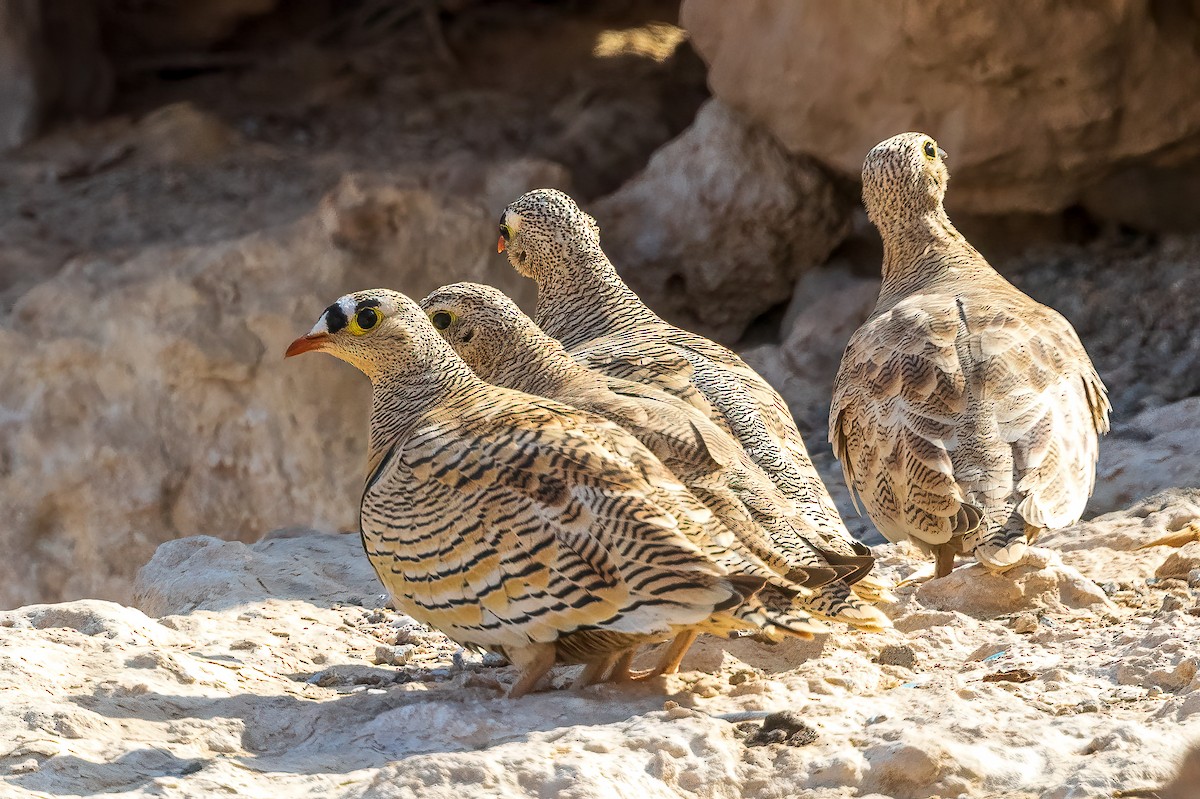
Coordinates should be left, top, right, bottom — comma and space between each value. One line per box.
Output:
2, 490, 1198, 798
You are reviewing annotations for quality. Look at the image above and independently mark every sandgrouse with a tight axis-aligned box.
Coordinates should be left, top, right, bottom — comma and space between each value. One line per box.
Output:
496, 188, 884, 601
286, 289, 825, 697
420, 281, 891, 633
829, 132, 1111, 578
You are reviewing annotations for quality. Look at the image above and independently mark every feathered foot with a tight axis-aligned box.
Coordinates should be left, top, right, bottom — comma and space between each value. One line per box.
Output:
973, 526, 1030, 574
803, 581, 892, 632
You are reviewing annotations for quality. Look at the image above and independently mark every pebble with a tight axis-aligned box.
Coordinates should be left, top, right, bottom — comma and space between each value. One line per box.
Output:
746, 711, 818, 747
374, 644, 416, 666
1160, 594, 1187, 614
1013, 613, 1039, 634
876, 644, 916, 669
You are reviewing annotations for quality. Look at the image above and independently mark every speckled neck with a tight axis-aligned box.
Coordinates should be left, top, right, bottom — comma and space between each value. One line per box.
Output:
532, 250, 658, 351
366, 346, 481, 455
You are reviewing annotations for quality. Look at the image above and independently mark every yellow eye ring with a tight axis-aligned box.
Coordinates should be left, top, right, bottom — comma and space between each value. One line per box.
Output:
922, 140, 938, 161
430, 310, 455, 331
348, 306, 382, 336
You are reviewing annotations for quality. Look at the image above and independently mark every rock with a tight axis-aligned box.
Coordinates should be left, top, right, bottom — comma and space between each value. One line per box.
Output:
1157, 542, 1200, 582
876, 644, 916, 669
0, 0, 112, 151
745, 710, 818, 747
681, 0, 1200, 226
318, 174, 538, 311
3, 517, 1200, 797
1093, 398, 1200, 516
593, 99, 851, 341
917, 548, 1113, 617
132, 532, 381, 617
132, 102, 242, 166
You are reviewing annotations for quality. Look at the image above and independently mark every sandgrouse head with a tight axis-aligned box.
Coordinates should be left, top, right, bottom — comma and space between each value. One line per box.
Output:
497, 188, 602, 280
285, 288, 447, 380
419, 282, 529, 381
861, 132, 950, 232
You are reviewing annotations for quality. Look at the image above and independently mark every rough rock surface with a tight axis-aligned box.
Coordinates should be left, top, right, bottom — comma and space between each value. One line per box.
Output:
2, 491, 1199, 798
681, 0, 1200, 226
594, 99, 851, 340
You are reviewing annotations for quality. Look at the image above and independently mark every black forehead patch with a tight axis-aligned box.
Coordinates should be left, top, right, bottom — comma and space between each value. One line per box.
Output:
357, 298, 381, 310
324, 302, 348, 334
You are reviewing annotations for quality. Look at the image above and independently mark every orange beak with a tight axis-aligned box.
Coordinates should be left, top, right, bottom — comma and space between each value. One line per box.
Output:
497, 235, 506, 253
284, 333, 329, 358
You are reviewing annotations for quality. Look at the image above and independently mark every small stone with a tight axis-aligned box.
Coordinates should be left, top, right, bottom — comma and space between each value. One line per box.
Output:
1013, 613, 1039, 634
372, 643, 415, 667
229, 640, 257, 651
729, 669, 757, 685
747, 711, 818, 747
481, 652, 507, 668
876, 644, 916, 669
10, 758, 39, 774
1160, 594, 1187, 614
308, 670, 340, 688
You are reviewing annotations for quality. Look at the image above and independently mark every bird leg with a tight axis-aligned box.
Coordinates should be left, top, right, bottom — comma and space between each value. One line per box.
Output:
505, 643, 557, 699
934, 544, 957, 579
648, 630, 699, 677
572, 654, 618, 689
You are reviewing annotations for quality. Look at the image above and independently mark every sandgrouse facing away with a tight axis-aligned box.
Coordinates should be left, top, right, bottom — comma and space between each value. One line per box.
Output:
496, 188, 884, 600
419, 282, 891, 633
829, 132, 1111, 578
286, 289, 825, 697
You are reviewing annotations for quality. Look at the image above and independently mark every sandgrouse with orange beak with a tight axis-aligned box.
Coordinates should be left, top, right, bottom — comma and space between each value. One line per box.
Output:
829, 133, 1110, 578
420, 281, 891, 632
285, 289, 827, 697
495, 189, 890, 606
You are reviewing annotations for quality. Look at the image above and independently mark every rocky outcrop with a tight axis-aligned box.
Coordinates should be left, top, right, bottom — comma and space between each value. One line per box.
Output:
2, 491, 1199, 797
681, 0, 1200, 228
594, 100, 851, 341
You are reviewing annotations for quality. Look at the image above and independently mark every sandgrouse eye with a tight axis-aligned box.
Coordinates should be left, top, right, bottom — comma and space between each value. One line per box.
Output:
431, 311, 452, 330
923, 141, 937, 159
356, 307, 379, 330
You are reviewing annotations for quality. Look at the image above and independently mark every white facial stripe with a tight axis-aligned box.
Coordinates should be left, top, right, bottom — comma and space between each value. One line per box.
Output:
308, 316, 328, 336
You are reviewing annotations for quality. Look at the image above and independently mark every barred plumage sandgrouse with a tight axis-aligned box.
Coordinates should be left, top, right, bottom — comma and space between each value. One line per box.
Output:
286, 289, 825, 697
419, 282, 891, 632
496, 188, 886, 602
829, 132, 1111, 578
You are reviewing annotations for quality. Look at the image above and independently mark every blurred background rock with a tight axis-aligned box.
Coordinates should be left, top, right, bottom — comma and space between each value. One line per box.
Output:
1, 0, 1198, 608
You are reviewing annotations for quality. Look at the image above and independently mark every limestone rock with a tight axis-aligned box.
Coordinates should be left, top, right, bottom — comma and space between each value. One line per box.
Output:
681, 0, 1200, 226
916, 548, 1113, 617
4, 509, 1200, 797
593, 99, 851, 341
1157, 542, 1200, 582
